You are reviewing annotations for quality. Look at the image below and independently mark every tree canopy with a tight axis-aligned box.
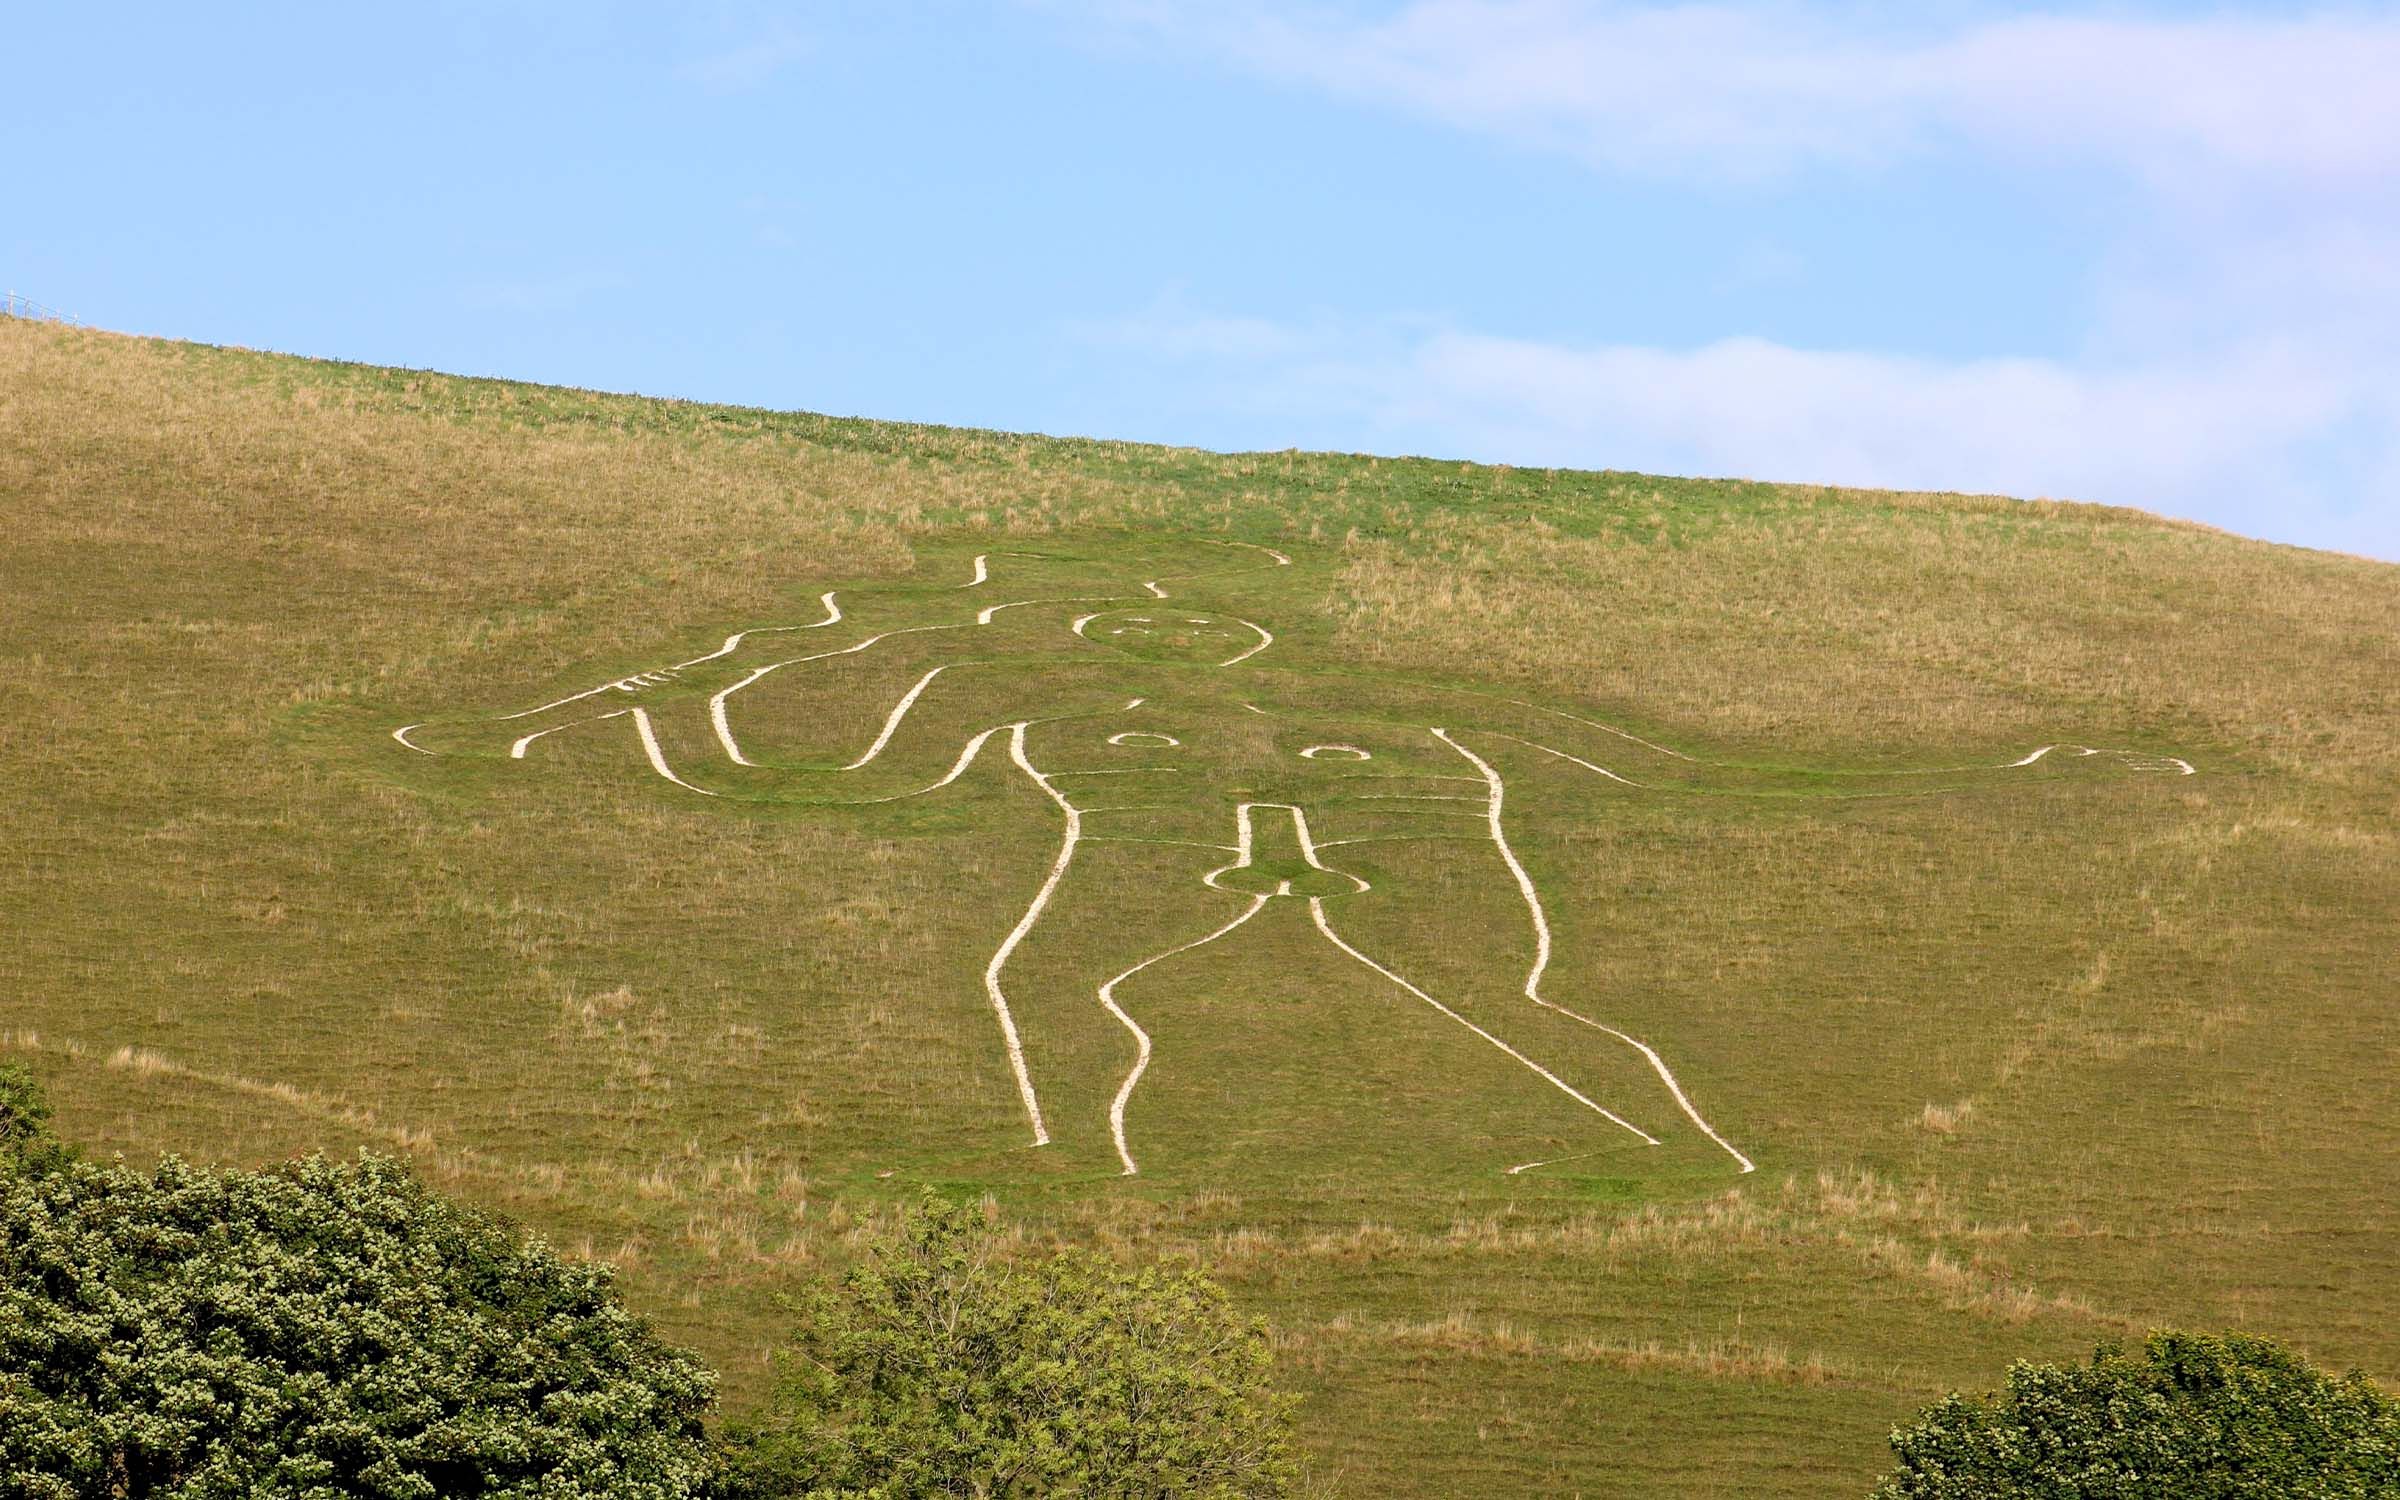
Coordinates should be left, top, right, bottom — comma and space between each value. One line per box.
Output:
1873, 1330, 2400, 1499
724, 1194, 1298, 1499
0, 1103, 716, 1499
0, 1063, 67, 1176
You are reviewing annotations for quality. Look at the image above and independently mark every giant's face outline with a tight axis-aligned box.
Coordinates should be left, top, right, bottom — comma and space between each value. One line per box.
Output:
1074, 609, 1270, 665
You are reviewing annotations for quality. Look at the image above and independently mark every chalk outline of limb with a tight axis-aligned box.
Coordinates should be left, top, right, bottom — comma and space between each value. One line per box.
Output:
389, 540, 1290, 756
387, 540, 1292, 1156
971, 695, 2197, 1180
1087, 798, 1668, 1177
392, 539, 2197, 1179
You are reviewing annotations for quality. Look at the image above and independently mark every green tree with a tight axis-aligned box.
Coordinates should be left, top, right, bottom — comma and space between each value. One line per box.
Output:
1872, 1330, 2400, 1499
0, 1062, 69, 1175
0, 1146, 717, 1499
724, 1195, 1298, 1499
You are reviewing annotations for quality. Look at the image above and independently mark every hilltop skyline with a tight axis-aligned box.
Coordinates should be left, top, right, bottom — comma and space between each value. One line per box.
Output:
7, 1, 2394, 558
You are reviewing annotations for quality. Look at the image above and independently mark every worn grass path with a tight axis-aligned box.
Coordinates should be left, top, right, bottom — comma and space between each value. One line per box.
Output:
3, 319, 2395, 1496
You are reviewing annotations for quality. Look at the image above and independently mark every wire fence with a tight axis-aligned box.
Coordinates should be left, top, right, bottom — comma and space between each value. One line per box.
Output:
1, 291, 81, 326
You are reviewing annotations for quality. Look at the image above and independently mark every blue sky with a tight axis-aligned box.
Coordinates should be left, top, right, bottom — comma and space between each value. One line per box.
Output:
8, 3, 2397, 558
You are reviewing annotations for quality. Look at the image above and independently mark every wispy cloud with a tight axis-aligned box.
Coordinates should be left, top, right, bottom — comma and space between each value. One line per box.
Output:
1055, 3, 2400, 557
1087, 301, 2399, 558
1075, 2, 2400, 184
676, 21, 812, 93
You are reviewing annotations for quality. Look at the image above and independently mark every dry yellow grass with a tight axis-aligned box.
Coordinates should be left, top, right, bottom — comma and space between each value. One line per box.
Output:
2, 318, 2394, 1496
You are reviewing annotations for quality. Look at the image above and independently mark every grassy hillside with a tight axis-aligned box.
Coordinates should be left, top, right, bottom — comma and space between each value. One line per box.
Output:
3, 317, 2394, 1497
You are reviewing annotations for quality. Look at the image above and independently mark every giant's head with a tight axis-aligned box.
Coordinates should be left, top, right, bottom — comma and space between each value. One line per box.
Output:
1074, 609, 1270, 665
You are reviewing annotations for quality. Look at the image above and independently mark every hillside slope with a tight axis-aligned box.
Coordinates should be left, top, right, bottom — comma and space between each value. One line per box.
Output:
3, 319, 2394, 1496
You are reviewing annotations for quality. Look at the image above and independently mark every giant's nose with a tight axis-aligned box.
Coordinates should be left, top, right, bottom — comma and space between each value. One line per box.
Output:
1202, 803, 1368, 897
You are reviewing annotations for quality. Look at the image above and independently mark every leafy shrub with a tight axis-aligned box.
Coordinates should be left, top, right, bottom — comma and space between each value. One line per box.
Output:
724, 1195, 1298, 1499
0, 1143, 717, 1498
0, 1063, 68, 1175
1873, 1330, 2400, 1498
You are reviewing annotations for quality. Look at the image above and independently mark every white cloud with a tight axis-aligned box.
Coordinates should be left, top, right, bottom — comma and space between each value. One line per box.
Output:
1081, 2, 2400, 184
1054, 4, 2400, 558
1399, 332, 2346, 502
1088, 303, 2400, 558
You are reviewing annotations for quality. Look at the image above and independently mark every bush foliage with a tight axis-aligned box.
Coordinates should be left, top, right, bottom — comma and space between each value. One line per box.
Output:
0, 1064, 67, 1176
725, 1195, 1298, 1499
0, 1106, 716, 1498
1873, 1330, 2400, 1499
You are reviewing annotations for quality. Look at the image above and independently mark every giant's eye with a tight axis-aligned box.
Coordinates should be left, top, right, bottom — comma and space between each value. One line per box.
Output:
1110, 731, 1181, 748
1300, 744, 1370, 761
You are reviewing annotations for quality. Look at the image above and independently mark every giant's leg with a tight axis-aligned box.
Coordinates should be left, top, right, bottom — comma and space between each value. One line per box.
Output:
981, 830, 1260, 1175
1433, 729, 1752, 1171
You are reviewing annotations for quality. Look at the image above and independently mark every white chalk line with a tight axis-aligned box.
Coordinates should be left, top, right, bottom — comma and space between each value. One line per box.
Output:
1477, 690, 2194, 781
1434, 728, 1753, 1174
1480, 694, 1695, 762
511, 709, 628, 758
1086, 836, 1241, 852
710, 669, 776, 765
404, 543, 1289, 760
1137, 538, 1294, 601
1205, 802, 1368, 895
493, 594, 846, 724
709, 624, 967, 766
1073, 610, 1275, 667
1222, 618, 1274, 666
1478, 731, 1645, 787
1507, 1147, 1642, 1176
766, 703, 1110, 810
981, 596, 1124, 625
1308, 899, 1659, 1145
843, 668, 945, 770
674, 592, 844, 668
629, 708, 718, 798
1191, 537, 1293, 570
843, 726, 1000, 806
2006, 744, 2195, 776
955, 551, 1054, 589
406, 537, 2213, 1176
1099, 894, 1272, 1175
710, 592, 1268, 772
983, 723, 1075, 1147
1316, 833, 1484, 848
1803, 743, 2191, 778
498, 679, 652, 722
